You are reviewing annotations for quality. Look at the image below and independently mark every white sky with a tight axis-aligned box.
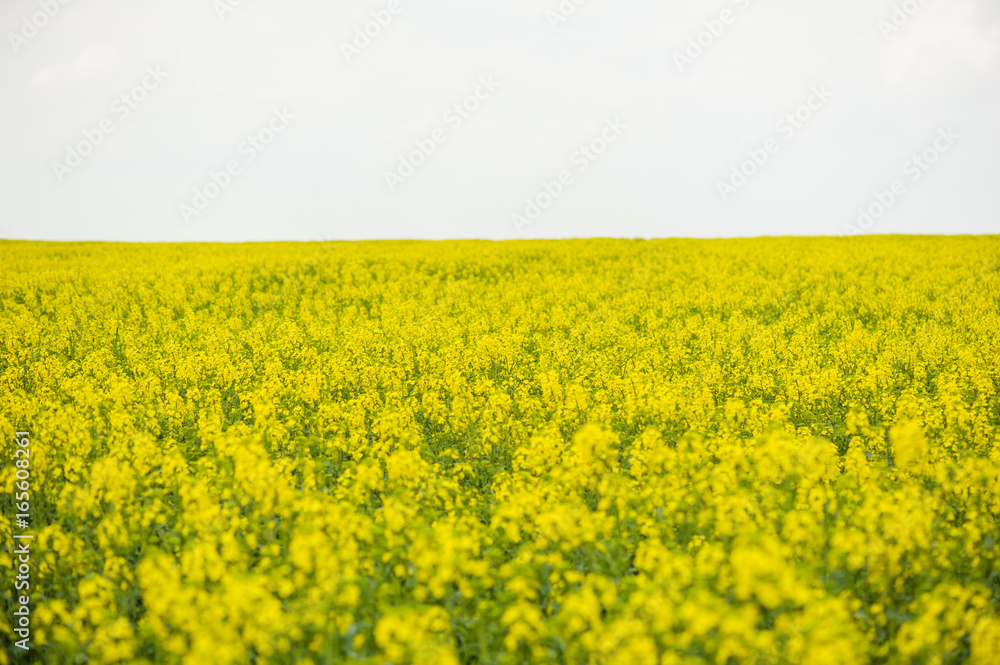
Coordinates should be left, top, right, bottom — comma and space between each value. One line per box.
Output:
0, 0, 998, 241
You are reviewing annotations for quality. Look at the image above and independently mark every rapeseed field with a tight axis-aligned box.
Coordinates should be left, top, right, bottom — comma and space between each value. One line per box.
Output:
1, 237, 999, 665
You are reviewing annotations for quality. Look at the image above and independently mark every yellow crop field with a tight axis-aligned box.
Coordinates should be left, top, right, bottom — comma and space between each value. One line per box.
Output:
2, 237, 999, 665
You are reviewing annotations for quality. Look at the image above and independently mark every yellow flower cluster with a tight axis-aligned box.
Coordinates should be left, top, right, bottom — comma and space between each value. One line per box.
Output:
1, 237, 998, 664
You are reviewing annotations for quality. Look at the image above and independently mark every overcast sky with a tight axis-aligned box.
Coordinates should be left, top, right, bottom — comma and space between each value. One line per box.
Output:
1, 0, 998, 241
